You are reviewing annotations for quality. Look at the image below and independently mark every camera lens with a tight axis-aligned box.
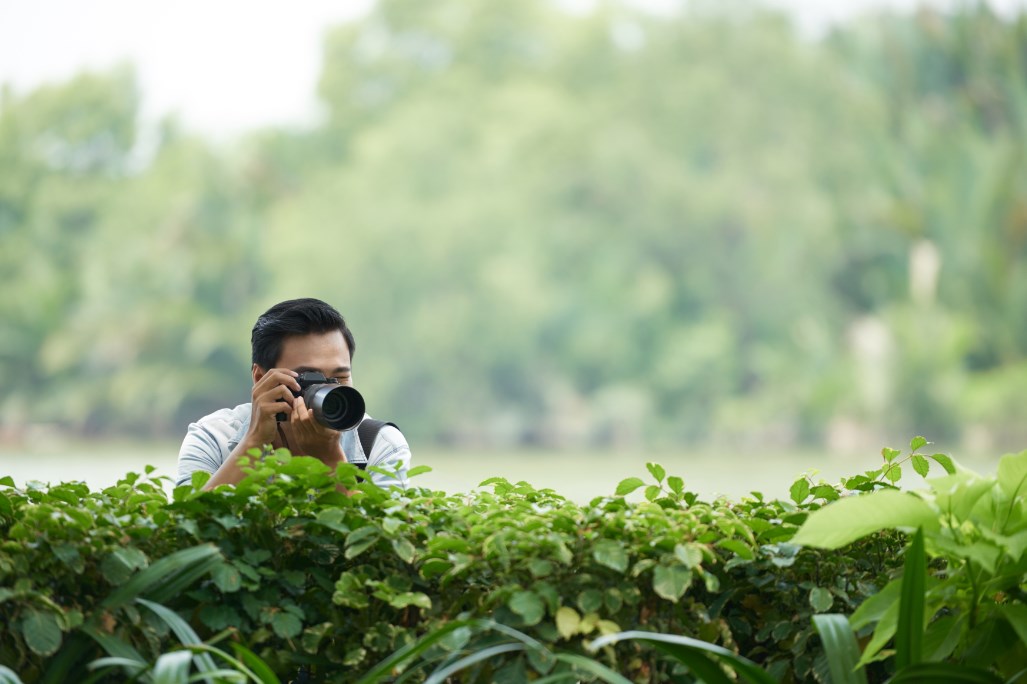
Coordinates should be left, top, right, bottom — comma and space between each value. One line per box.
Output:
306, 384, 365, 431
322, 391, 347, 422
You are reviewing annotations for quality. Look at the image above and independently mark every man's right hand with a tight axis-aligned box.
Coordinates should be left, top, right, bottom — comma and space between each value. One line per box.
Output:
244, 368, 301, 446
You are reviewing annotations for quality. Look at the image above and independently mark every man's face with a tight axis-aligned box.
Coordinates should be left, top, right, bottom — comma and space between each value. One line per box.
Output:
254, 330, 353, 386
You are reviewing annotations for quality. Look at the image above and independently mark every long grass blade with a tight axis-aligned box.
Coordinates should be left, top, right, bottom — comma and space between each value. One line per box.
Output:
152, 650, 193, 684
895, 527, 926, 669
424, 643, 524, 684
553, 653, 636, 684
102, 545, 221, 609
812, 614, 868, 684
588, 631, 776, 684
229, 643, 283, 684
137, 598, 219, 678
0, 666, 24, 684
356, 619, 487, 684
39, 632, 93, 684
887, 663, 1004, 683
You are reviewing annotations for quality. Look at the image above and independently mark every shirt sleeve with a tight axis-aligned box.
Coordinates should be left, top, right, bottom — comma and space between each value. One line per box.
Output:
365, 425, 412, 490
176, 420, 229, 487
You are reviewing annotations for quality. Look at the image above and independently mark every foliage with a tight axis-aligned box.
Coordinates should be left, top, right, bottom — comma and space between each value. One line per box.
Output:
794, 442, 1027, 680
1, 450, 907, 682
3, 3, 1027, 447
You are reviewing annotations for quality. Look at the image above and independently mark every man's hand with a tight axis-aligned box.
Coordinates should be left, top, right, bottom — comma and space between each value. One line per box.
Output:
243, 368, 301, 447
278, 396, 347, 468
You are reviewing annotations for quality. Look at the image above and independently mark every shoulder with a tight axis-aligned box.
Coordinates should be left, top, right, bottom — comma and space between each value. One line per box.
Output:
193, 402, 250, 429
189, 403, 250, 442
375, 423, 408, 450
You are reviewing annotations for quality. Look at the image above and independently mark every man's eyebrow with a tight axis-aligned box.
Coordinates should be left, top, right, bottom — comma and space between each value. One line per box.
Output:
293, 365, 351, 374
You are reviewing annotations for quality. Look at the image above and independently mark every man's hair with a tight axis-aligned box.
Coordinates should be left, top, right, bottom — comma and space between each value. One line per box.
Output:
251, 298, 356, 370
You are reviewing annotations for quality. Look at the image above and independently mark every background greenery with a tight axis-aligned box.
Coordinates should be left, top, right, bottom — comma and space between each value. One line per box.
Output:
2, 0, 1026, 454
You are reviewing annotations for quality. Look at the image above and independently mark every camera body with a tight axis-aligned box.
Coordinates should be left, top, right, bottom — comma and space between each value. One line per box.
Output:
275, 371, 366, 431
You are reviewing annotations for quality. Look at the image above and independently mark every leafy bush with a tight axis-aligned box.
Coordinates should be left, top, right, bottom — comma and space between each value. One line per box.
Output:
0, 443, 1014, 682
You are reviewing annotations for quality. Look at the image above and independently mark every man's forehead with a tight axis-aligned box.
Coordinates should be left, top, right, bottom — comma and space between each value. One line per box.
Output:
278, 331, 351, 365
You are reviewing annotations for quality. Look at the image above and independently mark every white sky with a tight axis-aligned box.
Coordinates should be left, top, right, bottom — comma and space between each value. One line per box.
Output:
1, 0, 1024, 138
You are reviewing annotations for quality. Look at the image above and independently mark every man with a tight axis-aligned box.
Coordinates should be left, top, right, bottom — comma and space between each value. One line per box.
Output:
176, 298, 410, 490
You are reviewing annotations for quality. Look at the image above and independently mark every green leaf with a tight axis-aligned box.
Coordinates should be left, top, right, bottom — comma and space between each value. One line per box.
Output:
271, 612, 303, 639
646, 463, 666, 483
652, 565, 692, 603
929, 453, 956, 475
577, 589, 603, 614
809, 587, 834, 613
211, 562, 241, 593
998, 604, 1027, 647
615, 478, 645, 496
789, 478, 810, 504
882, 447, 902, 463
998, 450, 1027, 500
556, 606, 581, 640
22, 609, 62, 656
811, 484, 840, 501
644, 485, 661, 502
0, 476, 14, 487
812, 614, 868, 684
509, 591, 546, 626
667, 477, 684, 495
392, 538, 416, 564
791, 489, 939, 549
406, 465, 432, 477
717, 538, 754, 560
674, 543, 703, 569
198, 605, 240, 631
911, 455, 930, 478
389, 592, 431, 610
895, 528, 926, 669
885, 465, 903, 483
529, 559, 554, 578
344, 526, 380, 559
592, 540, 629, 573
910, 436, 928, 452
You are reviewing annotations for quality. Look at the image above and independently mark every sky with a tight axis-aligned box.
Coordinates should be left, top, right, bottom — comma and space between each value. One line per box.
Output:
1, 0, 1025, 138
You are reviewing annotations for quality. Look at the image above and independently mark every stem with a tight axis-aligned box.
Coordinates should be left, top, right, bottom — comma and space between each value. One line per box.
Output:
966, 561, 979, 629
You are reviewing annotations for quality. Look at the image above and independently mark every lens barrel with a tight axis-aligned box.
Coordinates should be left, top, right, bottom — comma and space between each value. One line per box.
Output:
303, 384, 365, 431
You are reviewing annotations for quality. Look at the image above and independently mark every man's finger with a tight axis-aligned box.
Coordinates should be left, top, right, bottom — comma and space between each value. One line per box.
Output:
294, 396, 310, 421
255, 369, 301, 393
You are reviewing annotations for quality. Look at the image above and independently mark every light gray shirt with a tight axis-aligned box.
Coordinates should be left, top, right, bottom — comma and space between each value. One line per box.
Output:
176, 402, 411, 489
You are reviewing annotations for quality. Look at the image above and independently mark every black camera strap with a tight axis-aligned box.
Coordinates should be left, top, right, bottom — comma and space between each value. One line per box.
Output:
354, 419, 398, 470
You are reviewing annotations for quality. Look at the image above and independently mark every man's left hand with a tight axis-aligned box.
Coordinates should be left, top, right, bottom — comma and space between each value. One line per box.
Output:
280, 396, 346, 468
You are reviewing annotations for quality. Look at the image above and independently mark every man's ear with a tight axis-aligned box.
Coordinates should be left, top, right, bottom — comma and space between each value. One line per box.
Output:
252, 364, 265, 385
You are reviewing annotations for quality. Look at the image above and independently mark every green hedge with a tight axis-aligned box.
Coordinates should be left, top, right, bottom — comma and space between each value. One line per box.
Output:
3, 445, 1019, 682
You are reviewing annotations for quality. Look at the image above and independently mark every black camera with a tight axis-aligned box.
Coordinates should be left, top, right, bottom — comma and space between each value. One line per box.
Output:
275, 371, 366, 431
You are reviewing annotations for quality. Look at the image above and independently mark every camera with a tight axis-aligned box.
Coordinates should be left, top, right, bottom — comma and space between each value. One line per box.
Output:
275, 371, 366, 431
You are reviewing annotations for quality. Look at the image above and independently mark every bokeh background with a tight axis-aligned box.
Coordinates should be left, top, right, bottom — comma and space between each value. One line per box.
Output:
2, 0, 1026, 499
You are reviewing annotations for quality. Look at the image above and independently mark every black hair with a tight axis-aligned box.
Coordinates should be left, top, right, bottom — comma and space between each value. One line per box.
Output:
251, 298, 356, 370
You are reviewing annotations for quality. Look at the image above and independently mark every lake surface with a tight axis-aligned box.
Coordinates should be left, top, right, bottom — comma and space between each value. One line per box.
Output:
0, 438, 1008, 502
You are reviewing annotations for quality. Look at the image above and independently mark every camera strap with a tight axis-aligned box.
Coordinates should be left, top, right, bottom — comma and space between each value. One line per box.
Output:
355, 419, 398, 470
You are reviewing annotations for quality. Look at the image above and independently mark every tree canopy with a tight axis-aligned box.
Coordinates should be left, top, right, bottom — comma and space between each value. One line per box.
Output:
2, 1, 1026, 450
